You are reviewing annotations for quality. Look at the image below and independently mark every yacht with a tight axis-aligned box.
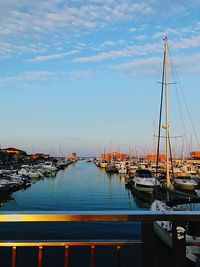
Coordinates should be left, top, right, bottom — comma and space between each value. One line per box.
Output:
118, 164, 127, 174
132, 169, 160, 193
174, 175, 198, 191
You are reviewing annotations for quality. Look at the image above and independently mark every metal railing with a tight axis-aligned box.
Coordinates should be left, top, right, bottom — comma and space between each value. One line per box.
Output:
0, 211, 199, 267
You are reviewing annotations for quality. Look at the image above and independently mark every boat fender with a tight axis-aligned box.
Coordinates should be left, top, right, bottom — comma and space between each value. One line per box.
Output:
176, 226, 185, 240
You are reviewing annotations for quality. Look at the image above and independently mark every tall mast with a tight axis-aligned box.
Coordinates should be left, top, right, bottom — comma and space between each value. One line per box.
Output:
110, 140, 113, 163
164, 37, 170, 189
153, 121, 156, 163
56, 144, 59, 159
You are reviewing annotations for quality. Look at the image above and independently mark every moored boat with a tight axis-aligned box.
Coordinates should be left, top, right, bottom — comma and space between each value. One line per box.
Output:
151, 198, 200, 263
174, 175, 198, 191
132, 169, 160, 193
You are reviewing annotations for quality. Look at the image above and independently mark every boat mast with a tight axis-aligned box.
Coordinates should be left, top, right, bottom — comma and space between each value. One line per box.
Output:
56, 144, 59, 159
110, 140, 113, 164
164, 37, 170, 189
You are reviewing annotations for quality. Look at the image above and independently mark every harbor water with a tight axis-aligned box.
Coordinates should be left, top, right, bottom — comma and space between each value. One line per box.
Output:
0, 161, 193, 267
0, 160, 142, 211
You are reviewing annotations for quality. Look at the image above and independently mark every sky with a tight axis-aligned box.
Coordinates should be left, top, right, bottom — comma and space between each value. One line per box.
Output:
0, 0, 200, 156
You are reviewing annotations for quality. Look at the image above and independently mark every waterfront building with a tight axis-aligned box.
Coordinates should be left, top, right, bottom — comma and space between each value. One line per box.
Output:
101, 151, 127, 161
190, 151, 200, 160
0, 147, 28, 164
31, 153, 49, 161
146, 153, 166, 162
1, 147, 27, 156
72, 152, 76, 159
0, 150, 9, 164
66, 152, 77, 160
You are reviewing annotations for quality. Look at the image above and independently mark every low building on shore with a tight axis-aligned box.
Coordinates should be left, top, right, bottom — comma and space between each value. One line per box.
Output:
190, 151, 200, 160
0, 147, 29, 164
66, 152, 77, 160
102, 152, 127, 161
31, 153, 49, 161
146, 153, 166, 162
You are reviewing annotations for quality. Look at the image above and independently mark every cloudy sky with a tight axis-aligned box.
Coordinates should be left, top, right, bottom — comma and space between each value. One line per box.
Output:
0, 0, 200, 156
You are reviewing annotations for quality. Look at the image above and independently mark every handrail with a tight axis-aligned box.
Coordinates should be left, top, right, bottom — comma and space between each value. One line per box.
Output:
0, 210, 199, 222
0, 240, 142, 247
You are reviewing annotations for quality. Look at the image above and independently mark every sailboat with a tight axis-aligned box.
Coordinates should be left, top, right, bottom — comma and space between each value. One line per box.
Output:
154, 35, 173, 191
151, 37, 200, 263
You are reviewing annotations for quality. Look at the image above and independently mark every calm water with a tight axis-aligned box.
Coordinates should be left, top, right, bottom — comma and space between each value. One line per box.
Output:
0, 161, 150, 211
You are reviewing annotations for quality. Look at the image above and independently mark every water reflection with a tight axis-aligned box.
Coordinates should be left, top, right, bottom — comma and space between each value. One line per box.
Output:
1, 161, 140, 211
0, 192, 13, 207
131, 188, 154, 209
0, 162, 157, 212
124, 182, 155, 209
119, 174, 126, 183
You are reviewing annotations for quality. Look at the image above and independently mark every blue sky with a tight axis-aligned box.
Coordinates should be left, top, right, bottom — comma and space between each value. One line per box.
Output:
0, 0, 200, 156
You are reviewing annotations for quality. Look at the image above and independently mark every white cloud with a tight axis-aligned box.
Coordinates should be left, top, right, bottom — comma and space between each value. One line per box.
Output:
112, 53, 200, 76
102, 40, 114, 47
73, 51, 123, 63
115, 56, 161, 69
152, 31, 167, 39
152, 28, 180, 39
0, 41, 49, 56
73, 42, 160, 63
152, 22, 200, 40
170, 53, 200, 74
128, 27, 137, 33
67, 70, 99, 79
29, 50, 79, 62
0, 1, 155, 56
72, 32, 200, 65
172, 35, 200, 50
0, 71, 56, 85
0, 1, 154, 40
90, 39, 128, 52
135, 35, 146, 40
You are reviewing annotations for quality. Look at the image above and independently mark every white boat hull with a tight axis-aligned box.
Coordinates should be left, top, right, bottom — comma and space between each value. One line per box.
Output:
151, 200, 200, 263
153, 221, 199, 263
174, 178, 197, 191
133, 183, 154, 193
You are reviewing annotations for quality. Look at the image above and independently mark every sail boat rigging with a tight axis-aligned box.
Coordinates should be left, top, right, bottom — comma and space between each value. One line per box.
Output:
156, 36, 172, 190
164, 37, 170, 189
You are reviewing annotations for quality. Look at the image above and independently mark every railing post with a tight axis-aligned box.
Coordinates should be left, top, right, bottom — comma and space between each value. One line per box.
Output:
90, 245, 95, 267
64, 246, 69, 267
172, 221, 186, 267
116, 245, 121, 267
142, 221, 154, 267
38, 246, 43, 267
12, 246, 16, 267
